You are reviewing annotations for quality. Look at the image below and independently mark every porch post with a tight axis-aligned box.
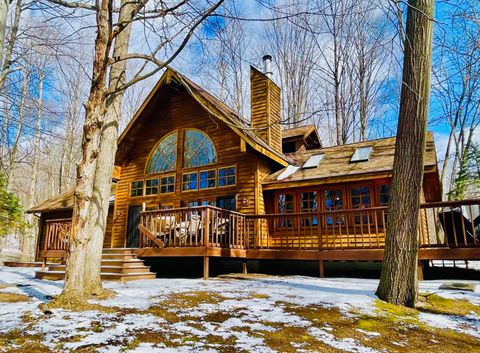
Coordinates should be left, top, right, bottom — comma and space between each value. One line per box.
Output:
203, 256, 209, 280
319, 260, 325, 278
417, 260, 424, 281
242, 260, 248, 274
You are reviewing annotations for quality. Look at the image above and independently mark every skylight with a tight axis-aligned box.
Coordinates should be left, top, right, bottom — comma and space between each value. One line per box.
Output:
302, 153, 324, 169
351, 146, 373, 162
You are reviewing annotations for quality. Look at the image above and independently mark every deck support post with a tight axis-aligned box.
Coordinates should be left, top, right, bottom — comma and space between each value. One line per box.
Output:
203, 256, 209, 280
417, 261, 424, 281
41, 257, 47, 271
242, 260, 248, 274
319, 260, 325, 278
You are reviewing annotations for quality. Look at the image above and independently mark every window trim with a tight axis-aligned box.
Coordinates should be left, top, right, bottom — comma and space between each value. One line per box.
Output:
218, 165, 237, 188
159, 174, 176, 194
145, 130, 179, 174
199, 168, 217, 190
181, 171, 199, 192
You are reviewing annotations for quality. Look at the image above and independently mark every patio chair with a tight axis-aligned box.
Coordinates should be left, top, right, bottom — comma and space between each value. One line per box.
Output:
438, 208, 479, 246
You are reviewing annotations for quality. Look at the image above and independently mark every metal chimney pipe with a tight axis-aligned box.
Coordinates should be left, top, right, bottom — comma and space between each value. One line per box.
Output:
262, 55, 273, 79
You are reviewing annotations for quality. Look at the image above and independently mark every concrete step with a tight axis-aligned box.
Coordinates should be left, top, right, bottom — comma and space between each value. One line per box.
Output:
35, 271, 156, 281
48, 264, 152, 274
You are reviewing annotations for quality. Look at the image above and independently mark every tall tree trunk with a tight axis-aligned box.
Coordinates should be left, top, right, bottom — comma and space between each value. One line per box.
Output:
23, 73, 44, 261
0, 0, 10, 70
6, 71, 27, 187
56, 0, 112, 304
82, 0, 135, 293
0, 0, 22, 88
376, 0, 434, 307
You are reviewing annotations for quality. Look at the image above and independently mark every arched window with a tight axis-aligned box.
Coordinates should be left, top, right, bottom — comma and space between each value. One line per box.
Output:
183, 129, 217, 168
146, 131, 178, 173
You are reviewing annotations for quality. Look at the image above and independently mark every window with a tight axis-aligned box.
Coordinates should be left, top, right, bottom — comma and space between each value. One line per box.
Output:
187, 201, 199, 208
378, 184, 390, 205
145, 178, 159, 195
130, 180, 144, 197
183, 129, 217, 168
218, 166, 236, 187
160, 176, 175, 193
324, 189, 344, 225
351, 146, 372, 162
282, 141, 296, 153
350, 186, 372, 224
302, 154, 324, 169
200, 169, 216, 189
217, 196, 236, 211
351, 186, 371, 208
300, 191, 318, 226
182, 172, 198, 191
146, 131, 178, 173
278, 193, 294, 227
202, 199, 216, 206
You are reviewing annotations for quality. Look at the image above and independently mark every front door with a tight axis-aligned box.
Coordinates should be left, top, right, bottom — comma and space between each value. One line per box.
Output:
126, 205, 142, 248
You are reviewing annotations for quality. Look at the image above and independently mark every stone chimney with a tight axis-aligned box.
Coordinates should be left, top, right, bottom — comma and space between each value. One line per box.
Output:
250, 55, 282, 153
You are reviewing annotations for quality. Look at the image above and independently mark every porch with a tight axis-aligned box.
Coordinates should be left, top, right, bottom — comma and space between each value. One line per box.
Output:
40, 199, 480, 269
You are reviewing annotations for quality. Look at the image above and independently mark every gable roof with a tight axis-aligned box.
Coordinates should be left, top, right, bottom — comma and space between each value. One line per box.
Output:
282, 124, 316, 139
27, 184, 117, 214
263, 132, 438, 189
117, 67, 289, 167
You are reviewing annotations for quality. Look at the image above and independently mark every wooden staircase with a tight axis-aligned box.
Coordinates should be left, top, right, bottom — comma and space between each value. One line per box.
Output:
34, 248, 156, 281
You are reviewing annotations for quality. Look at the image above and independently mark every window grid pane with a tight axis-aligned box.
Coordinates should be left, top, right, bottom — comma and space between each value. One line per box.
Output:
145, 178, 159, 195
183, 129, 217, 168
160, 176, 175, 193
182, 173, 198, 191
324, 189, 344, 225
218, 166, 236, 187
350, 186, 372, 224
200, 170, 216, 189
300, 191, 318, 226
146, 132, 178, 173
130, 180, 144, 197
378, 184, 390, 205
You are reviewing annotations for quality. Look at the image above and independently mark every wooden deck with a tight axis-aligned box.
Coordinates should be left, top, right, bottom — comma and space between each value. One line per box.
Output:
40, 200, 480, 266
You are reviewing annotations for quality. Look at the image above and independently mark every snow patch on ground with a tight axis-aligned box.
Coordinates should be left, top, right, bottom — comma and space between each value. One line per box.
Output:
0, 266, 479, 352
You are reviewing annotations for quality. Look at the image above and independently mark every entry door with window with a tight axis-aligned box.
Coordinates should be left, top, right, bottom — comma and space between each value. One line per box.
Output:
126, 205, 142, 248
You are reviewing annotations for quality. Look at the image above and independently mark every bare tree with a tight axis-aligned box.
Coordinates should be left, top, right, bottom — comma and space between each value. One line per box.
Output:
432, 0, 480, 197
42, 0, 225, 306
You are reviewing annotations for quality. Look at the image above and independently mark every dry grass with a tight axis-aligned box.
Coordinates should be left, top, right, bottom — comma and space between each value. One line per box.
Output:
0, 292, 30, 303
282, 300, 480, 353
416, 293, 480, 316
0, 329, 51, 353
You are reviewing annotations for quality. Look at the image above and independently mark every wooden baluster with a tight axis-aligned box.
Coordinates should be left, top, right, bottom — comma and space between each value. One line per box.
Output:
469, 205, 477, 246
460, 207, 468, 247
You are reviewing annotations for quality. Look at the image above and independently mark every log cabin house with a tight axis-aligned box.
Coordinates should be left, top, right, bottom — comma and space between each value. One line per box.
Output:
28, 59, 480, 280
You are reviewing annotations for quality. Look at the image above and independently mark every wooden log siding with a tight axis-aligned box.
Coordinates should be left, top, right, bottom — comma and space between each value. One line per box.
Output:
112, 90, 265, 248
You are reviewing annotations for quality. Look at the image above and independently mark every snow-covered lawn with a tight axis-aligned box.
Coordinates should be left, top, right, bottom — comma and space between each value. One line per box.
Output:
0, 266, 479, 353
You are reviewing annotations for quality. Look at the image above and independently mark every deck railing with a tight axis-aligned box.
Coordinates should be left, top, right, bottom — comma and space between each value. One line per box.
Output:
139, 206, 247, 249
246, 207, 389, 250
419, 199, 480, 248
43, 218, 71, 251
41, 199, 480, 253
